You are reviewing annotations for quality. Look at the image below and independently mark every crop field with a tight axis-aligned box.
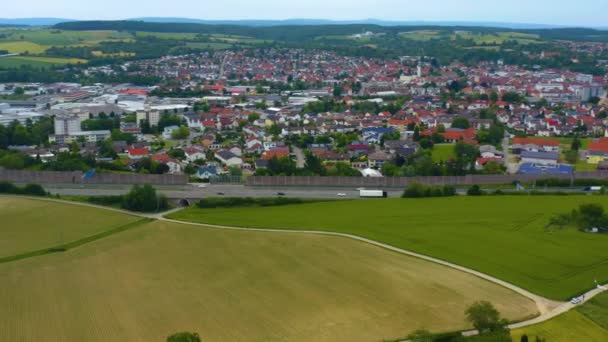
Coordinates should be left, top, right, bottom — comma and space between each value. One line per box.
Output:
512, 292, 608, 341
0, 198, 537, 341
0, 41, 47, 54
0, 56, 87, 68
135, 31, 198, 40
169, 196, 608, 300
0, 29, 132, 46
454, 31, 541, 45
400, 30, 445, 41
431, 143, 456, 162
0, 197, 140, 259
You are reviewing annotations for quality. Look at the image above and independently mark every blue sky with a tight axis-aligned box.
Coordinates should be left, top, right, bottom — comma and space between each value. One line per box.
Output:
5, 0, 608, 27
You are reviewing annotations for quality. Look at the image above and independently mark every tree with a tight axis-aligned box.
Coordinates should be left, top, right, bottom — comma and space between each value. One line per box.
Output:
467, 185, 483, 196
565, 149, 579, 164
184, 163, 197, 175
171, 126, 190, 140
304, 152, 326, 175
167, 332, 201, 342
168, 148, 186, 160
465, 301, 506, 333
333, 85, 343, 97
451, 116, 470, 129
571, 137, 581, 151
229, 166, 242, 177
122, 184, 168, 213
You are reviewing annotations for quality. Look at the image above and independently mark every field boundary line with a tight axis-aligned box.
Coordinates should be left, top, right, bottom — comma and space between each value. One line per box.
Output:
0, 218, 152, 264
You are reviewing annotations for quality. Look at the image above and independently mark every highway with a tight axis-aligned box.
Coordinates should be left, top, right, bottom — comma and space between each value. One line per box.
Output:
45, 183, 595, 200
46, 184, 405, 199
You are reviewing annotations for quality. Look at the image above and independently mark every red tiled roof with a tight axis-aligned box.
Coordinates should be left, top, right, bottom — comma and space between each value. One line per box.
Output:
127, 148, 149, 156
512, 137, 559, 147
261, 149, 290, 160
589, 138, 608, 153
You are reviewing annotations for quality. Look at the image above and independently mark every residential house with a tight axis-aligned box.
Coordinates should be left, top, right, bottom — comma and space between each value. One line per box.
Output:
215, 150, 243, 167
127, 147, 149, 160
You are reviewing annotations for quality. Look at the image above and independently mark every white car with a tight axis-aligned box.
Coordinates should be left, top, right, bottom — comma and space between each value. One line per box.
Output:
570, 296, 583, 305
197, 184, 208, 188
337, 193, 347, 197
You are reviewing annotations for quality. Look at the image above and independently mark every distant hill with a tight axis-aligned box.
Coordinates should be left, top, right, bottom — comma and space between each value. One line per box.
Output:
53, 20, 608, 42
0, 18, 74, 26
130, 17, 568, 29
2, 17, 604, 30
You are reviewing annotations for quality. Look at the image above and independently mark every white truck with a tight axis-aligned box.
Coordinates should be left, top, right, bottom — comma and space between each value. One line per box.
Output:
359, 189, 387, 198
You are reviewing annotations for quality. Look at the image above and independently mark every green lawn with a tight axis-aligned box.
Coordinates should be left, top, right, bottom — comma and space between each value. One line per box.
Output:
432, 144, 456, 162
512, 292, 608, 341
168, 196, 608, 300
557, 137, 592, 150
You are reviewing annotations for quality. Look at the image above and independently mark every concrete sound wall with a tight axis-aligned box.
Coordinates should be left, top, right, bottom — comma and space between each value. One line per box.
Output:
0, 169, 188, 185
246, 172, 608, 188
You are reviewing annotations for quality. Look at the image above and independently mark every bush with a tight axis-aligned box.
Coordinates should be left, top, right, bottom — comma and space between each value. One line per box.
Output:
167, 332, 201, 342
402, 182, 456, 198
0, 181, 47, 196
196, 197, 323, 209
86, 195, 124, 206
121, 184, 168, 212
467, 185, 483, 196
21, 183, 47, 196
0, 181, 19, 193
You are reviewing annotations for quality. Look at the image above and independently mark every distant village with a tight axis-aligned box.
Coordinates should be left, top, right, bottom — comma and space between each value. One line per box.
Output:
1, 48, 608, 179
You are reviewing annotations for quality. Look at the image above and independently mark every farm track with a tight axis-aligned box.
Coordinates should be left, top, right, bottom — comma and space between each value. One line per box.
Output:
6, 195, 608, 335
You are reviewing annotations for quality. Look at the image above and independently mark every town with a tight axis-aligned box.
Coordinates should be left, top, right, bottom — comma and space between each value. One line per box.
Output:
1, 48, 607, 180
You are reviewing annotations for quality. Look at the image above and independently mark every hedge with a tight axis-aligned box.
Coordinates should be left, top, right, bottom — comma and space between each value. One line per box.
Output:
0, 181, 47, 196
196, 197, 327, 209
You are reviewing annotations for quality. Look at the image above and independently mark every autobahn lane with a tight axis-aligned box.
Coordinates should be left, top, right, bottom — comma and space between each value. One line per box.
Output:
46, 184, 595, 200
46, 184, 405, 199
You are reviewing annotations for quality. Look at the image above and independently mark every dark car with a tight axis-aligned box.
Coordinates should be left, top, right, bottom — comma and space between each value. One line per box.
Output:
217, 192, 225, 196
277, 192, 286, 196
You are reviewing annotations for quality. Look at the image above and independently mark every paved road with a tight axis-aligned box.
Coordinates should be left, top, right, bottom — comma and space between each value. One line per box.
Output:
46, 184, 406, 199
7, 195, 608, 334
46, 183, 593, 200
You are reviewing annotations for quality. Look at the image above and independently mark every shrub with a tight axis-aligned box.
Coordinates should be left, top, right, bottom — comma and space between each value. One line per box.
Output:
121, 184, 168, 212
21, 183, 47, 196
467, 185, 483, 196
402, 182, 456, 198
0, 181, 19, 194
0, 181, 47, 196
196, 197, 324, 209
86, 195, 124, 206
167, 332, 201, 342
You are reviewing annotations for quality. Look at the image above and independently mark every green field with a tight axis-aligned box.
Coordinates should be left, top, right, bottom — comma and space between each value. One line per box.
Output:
0, 197, 140, 259
0, 198, 536, 341
431, 143, 456, 162
454, 31, 540, 45
512, 292, 608, 341
400, 30, 445, 41
135, 31, 198, 40
0, 56, 87, 68
0, 29, 131, 46
0, 41, 47, 54
169, 196, 608, 300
